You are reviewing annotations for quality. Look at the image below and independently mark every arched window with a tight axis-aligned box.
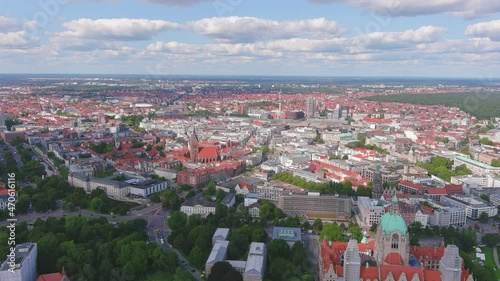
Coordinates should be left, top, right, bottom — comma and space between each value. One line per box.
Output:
391, 233, 399, 249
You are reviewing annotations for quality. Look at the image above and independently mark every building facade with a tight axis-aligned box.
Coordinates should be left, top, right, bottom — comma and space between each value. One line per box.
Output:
278, 193, 350, 220
0, 243, 38, 281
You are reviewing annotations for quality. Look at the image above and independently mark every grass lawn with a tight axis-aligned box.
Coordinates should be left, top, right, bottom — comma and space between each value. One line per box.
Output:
483, 247, 500, 280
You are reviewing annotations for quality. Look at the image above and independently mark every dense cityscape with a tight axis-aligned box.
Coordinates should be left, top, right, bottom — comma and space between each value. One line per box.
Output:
2, 0, 500, 281
0, 75, 498, 281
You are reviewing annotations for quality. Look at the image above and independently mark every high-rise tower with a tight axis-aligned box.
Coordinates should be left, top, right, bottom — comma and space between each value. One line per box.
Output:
188, 127, 199, 163
305, 97, 315, 118
372, 163, 383, 199
343, 239, 361, 281
439, 245, 464, 281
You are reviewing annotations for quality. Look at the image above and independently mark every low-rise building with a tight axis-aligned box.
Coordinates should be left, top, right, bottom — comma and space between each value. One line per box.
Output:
244, 193, 259, 207
255, 184, 284, 202
357, 196, 386, 226
441, 195, 498, 219
181, 200, 216, 217
212, 228, 230, 246
205, 240, 229, 276
243, 243, 267, 281
128, 179, 167, 198
278, 192, 351, 220
453, 155, 500, 176
248, 202, 261, 218
69, 173, 130, 199
222, 193, 236, 208
490, 194, 500, 206
272, 227, 302, 247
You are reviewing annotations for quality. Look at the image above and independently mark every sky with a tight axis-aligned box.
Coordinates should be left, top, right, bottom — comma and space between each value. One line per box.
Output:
1, 0, 500, 77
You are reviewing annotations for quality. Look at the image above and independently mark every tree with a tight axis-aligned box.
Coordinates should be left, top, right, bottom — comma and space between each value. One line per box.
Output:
208, 261, 243, 281
206, 180, 217, 196
313, 218, 323, 233
481, 233, 500, 247
480, 137, 494, 145
150, 193, 161, 203
291, 242, 307, 269
173, 268, 194, 281
478, 212, 489, 223
168, 211, 187, 232
320, 223, 346, 242
348, 225, 363, 242
480, 194, 490, 202
267, 239, 290, 260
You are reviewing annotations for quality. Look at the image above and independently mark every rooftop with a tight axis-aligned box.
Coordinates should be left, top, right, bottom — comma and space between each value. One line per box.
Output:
272, 227, 302, 242
455, 155, 499, 170
206, 240, 229, 265
0, 243, 37, 271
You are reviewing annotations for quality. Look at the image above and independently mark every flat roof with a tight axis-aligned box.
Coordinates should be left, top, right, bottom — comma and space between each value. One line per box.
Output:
455, 156, 499, 170
0, 243, 36, 271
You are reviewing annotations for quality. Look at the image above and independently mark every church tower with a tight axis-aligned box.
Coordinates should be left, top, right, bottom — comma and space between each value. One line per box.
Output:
343, 239, 361, 281
374, 196, 410, 266
371, 163, 383, 199
439, 245, 463, 281
188, 127, 199, 163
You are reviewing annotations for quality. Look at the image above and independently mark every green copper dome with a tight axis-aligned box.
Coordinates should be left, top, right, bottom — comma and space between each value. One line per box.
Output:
380, 212, 407, 236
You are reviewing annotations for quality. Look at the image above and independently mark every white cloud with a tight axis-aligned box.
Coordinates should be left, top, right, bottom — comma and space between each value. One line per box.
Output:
309, 0, 500, 19
0, 31, 30, 47
0, 16, 36, 33
187, 17, 346, 43
465, 20, 500, 41
58, 18, 179, 41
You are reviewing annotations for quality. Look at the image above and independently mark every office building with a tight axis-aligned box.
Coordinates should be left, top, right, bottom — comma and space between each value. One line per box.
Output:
305, 97, 315, 118
278, 192, 350, 220
0, 243, 38, 281
441, 195, 498, 219
357, 196, 386, 226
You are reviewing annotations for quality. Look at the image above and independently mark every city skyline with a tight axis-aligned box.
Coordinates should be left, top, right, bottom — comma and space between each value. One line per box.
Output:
2, 0, 500, 77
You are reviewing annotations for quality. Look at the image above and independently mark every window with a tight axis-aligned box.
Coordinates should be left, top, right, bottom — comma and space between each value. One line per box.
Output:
391, 233, 399, 249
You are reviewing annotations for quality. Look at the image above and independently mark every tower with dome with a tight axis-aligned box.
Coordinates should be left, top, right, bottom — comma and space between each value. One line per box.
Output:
319, 195, 474, 281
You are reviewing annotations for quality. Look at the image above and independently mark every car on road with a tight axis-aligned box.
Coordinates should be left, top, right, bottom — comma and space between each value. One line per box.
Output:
191, 269, 196, 273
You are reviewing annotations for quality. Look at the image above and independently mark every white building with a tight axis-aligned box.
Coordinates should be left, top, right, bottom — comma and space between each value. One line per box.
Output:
212, 228, 230, 246
441, 195, 498, 219
128, 179, 167, 198
453, 156, 500, 176
414, 210, 429, 227
181, 200, 216, 217
0, 243, 37, 281
429, 207, 467, 227
69, 173, 130, 200
243, 243, 267, 281
244, 193, 259, 207
490, 194, 500, 206
205, 240, 229, 276
255, 184, 284, 202
357, 197, 386, 226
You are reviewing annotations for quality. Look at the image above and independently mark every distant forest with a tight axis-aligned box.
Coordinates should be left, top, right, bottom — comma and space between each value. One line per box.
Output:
362, 92, 500, 120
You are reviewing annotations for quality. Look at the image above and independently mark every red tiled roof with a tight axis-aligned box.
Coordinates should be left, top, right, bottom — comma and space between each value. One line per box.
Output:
426, 188, 447, 195
444, 184, 464, 195
198, 146, 219, 159
410, 246, 445, 261
398, 181, 425, 192
384, 252, 404, 265
36, 273, 66, 281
